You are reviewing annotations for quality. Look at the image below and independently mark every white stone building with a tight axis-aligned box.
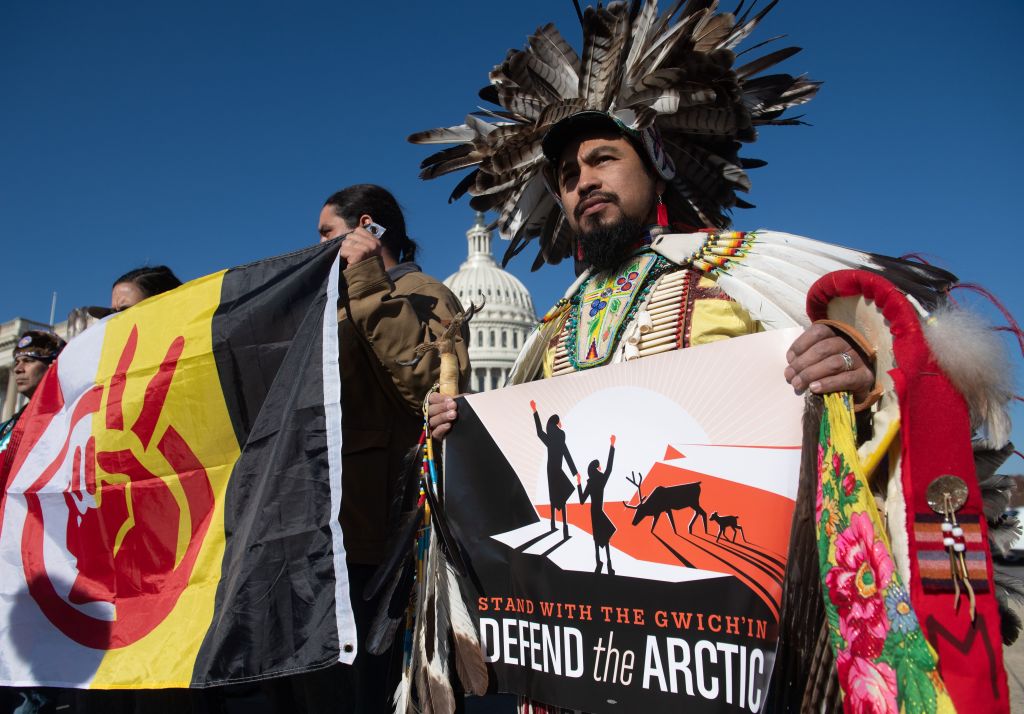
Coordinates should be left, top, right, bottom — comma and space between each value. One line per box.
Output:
444, 213, 537, 392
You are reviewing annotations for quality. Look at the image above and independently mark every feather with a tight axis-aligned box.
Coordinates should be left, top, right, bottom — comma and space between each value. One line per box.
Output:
407, 124, 478, 145
524, 43, 578, 99
447, 562, 488, 695
719, 259, 809, 327
993, 566, 1024, 645
420, 530, 456, 714
749, 231, 957, 311
419, 145, 482, 180
714, 270, 802, 329
493, 86, 548, 120
725, 245, 829, 296
692, 11, 734, 51
504, 181, 556, 243
977, 450, 1016, 506
495, 175, 543, 240
633, 9, 705, 79
578, 4, 631, 110
742, 239, 869, 281
622, 73, 716, 106
420, 466, 469, 578
668, 140, 749, 204
366, 500, 426, 602
988, 514, 1022, 559
622, 0, 658, 79
487, 136, 543, 177
725, 0, 780, 50
392, 670, 412, 714
529, 23, 581, 81
538, 209, 572, 267
471, 170, 518, 198
448, 170, 480, 204
658, 106, 738, 135
735, 45, 801, 79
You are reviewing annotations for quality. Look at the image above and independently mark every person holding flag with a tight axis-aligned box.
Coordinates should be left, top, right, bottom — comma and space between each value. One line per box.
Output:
0, 185, 468, 712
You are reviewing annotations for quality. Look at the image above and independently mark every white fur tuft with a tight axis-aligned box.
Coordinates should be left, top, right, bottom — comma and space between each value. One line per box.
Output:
923, 306, 1015, 448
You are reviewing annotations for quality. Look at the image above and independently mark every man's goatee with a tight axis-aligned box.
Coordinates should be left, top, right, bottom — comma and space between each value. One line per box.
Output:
578, 216, 645, 272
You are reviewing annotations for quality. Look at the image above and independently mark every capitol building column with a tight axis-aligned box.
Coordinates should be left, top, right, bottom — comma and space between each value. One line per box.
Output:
443, 212, 537, 392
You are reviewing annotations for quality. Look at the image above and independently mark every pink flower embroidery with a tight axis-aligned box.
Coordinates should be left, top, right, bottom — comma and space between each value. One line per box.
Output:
839, 605, 889, 658
837, 651, 897, 713
816, 478, 824, 522
843, 468, 857, 497
825, 512, 894, 657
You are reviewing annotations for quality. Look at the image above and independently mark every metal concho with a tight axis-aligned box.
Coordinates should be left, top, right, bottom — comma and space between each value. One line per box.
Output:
926, 474, 969, 513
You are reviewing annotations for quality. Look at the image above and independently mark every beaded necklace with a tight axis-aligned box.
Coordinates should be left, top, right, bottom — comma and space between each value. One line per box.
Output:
564, 250, 673, 370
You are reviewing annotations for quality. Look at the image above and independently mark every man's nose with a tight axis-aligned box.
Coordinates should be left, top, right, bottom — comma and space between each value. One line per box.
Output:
577, 165, 600, 194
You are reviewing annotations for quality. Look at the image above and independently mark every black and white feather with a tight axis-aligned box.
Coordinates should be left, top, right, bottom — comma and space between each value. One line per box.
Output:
409, 0, 819, 269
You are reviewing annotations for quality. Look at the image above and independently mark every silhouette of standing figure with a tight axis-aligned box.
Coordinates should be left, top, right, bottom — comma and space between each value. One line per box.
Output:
579, 435, 617, 574
531, 400, 579, 539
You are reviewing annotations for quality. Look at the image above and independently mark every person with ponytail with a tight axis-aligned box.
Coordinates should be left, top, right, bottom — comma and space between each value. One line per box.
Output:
266, 184, 471, 713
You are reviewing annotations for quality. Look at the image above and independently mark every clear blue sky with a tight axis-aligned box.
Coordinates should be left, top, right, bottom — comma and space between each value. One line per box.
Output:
3, 1, 1024, 436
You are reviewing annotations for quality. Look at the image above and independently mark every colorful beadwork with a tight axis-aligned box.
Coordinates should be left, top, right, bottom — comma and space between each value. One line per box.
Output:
564, 252, 671, 370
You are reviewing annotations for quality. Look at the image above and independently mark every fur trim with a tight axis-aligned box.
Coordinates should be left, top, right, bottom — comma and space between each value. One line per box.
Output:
922, 305, 1014, 448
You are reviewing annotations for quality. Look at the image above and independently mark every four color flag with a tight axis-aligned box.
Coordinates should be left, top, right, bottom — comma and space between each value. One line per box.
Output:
0, 241, 356, 688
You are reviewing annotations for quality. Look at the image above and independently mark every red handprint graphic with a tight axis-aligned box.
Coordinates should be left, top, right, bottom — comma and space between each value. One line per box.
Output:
23, 326, 215, 649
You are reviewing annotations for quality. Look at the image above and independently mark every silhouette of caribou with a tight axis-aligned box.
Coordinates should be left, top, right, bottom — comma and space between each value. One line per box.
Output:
709, 511, 747, 543
624, 471, 708, 534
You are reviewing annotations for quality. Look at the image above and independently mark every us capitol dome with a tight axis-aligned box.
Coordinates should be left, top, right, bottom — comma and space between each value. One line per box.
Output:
444, 212, 537, 392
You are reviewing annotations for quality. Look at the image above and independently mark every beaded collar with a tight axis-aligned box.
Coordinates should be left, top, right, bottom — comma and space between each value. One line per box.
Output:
565, 249, 672, 370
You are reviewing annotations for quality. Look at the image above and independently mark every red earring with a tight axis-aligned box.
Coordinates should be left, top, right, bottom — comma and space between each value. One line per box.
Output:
656, 194, 669, 228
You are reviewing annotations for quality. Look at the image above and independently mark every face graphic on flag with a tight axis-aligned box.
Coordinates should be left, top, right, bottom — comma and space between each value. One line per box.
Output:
0, 241, 355, 689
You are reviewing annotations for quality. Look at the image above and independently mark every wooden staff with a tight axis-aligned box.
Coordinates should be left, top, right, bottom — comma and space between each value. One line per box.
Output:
398, 302, 482, 396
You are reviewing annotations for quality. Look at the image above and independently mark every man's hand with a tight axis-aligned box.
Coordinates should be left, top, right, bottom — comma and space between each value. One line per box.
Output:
784, 323, 873, 400
339, 225, 383, 266
427, 392, 459, 440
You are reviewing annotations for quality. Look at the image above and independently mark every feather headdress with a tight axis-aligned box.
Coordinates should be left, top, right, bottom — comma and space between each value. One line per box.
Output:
409, 0, 819, 270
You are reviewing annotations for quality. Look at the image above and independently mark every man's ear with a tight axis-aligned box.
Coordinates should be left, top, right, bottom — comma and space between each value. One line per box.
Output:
358, 213, 374, 227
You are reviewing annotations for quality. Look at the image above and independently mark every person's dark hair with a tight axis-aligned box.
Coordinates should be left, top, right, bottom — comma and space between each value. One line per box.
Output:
323, 184, 419, 262
112, 265, 183, 299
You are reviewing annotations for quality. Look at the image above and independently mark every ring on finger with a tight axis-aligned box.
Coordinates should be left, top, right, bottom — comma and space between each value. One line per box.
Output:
839, 351, 855, 372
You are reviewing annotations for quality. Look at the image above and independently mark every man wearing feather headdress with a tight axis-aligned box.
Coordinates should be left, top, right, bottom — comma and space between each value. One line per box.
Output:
411, 1, 1018, 712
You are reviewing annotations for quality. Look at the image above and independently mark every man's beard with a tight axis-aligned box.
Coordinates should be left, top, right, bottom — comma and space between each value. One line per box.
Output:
576, 214, 645, 272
